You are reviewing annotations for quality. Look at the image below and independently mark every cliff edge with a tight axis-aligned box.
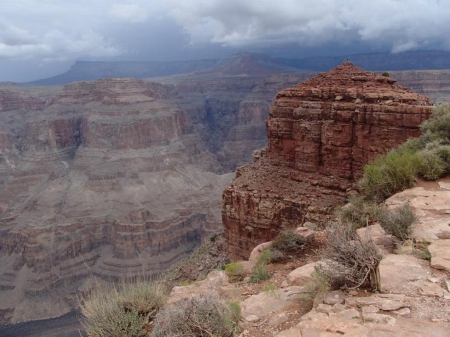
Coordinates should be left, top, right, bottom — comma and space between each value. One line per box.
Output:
222, 62, 433, 260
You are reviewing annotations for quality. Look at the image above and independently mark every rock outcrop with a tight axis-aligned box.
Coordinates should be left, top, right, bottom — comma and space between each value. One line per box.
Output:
223, 62, 433, 260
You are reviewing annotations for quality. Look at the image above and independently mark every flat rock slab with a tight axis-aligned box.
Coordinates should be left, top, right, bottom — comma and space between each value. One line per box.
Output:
385, 187, 450, 242
168, 270, 239, 304
356, 224, 396, 254
241, 286, 306, 320
379, 254, 430, 293
429, 240, 450, 272
287, 261, 319, 286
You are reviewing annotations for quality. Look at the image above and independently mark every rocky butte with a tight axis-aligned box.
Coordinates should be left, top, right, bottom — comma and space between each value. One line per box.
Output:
222, 62, 433, 260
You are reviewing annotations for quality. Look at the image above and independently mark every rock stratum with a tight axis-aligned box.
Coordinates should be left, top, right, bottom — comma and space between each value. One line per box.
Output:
2, 56, 450, 326
222, 62, 433, 260
0, 79, 236, 324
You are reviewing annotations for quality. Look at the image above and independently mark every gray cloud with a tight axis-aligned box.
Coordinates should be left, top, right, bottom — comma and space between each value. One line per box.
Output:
1, 0, 450, 81
164, 0, 450, 52
108, 4, 148, 23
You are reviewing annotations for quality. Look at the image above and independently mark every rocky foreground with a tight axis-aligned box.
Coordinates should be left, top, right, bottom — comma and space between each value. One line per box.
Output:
169, 178, 450, 336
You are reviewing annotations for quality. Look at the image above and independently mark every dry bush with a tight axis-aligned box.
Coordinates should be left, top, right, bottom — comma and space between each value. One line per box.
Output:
80, 280, 167, 337
151, 294, 240, 337
272, 230, 306, 253
378, 203, 417, 241
320, 225, 382, 290
269, 229, 307, 263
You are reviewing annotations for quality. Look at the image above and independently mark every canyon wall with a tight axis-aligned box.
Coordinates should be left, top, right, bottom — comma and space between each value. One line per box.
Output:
0, 79, 231, 324
1, 59, 450, 324
222, 62, 433, 260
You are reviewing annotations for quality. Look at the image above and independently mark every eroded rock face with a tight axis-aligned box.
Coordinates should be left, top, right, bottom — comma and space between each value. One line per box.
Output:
223, 62, 432, 260
0, 79, 233, 324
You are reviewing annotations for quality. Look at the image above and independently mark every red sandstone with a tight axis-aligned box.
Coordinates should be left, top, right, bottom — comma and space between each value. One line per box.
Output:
222, 62, 433, 260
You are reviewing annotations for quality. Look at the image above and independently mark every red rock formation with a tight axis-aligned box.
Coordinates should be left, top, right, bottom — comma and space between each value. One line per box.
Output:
222, 62, 433, 260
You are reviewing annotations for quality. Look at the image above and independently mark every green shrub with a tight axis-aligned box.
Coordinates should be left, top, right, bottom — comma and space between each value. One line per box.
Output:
358, 149, 423, 201
419, 149, 447, 180
151, 294, 240, 337
229, 301, 242, 321
225, 262, 245, 283
248, 248, 273, 283
262, 283, 277, 297
421, 104, 450, 144
382, 72, 390, 77
80, 281, 167, 337
250, 263, 271, 283
378, 203, 417, 241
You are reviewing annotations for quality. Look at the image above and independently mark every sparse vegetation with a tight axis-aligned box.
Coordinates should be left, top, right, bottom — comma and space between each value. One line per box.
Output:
378, 203, 418, 241
358, 148, 423, 201
249, 247, 273, 283
151, 294, 240, 337
80, 281, 167, 337
262, 283, 278, 297
413, 240, 432, 260
382, 71, 390, 77
320, 225, 383, 290
359, 105, 450, 200
337, 196, 383, 230
298, 267, 330, 303
250, 263, 271, 283
225, 262, 246, 283
272, 230, 306, 253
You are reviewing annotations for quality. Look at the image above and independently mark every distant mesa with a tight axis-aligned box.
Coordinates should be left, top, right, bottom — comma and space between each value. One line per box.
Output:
222, 61, 433, 260
26, 50, 450, 86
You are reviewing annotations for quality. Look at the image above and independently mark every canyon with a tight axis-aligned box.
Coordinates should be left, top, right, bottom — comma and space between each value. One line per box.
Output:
0, 55, 450, 325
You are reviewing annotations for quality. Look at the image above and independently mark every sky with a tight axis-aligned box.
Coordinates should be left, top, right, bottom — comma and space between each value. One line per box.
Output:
1, 0, 449, 82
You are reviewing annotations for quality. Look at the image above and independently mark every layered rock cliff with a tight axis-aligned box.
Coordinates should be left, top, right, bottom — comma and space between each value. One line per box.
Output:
222, 62, 433, 260
0, 79, 232, 324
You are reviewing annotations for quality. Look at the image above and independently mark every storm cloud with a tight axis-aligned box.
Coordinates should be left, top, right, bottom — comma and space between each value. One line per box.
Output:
0, 0, 449, 81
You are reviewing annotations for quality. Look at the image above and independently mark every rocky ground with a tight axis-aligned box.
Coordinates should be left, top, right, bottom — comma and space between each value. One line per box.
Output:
168, 178, 450, 336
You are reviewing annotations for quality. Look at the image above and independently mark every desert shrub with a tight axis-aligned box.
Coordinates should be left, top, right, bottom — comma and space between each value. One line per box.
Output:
250, 263, 271, 283
419, 149, 447, 180
249, 248, 272, 283
413, 240, 432, 260
337, 196, 382, 230
225, 262, 245, 283
382, 71, 390, 77
298, 267, 330, 303
320, 225, 382, 290
271, 230, 306, 258
378, 203, 417, 241
229, 301, 242, 321
80, 281, 167, 337
151, 294, 240, 337
358, 148, 423, 201
420, 104, 450, 144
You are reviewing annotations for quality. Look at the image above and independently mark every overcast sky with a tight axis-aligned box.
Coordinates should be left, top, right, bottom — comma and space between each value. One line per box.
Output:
1, 0, 449, 82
